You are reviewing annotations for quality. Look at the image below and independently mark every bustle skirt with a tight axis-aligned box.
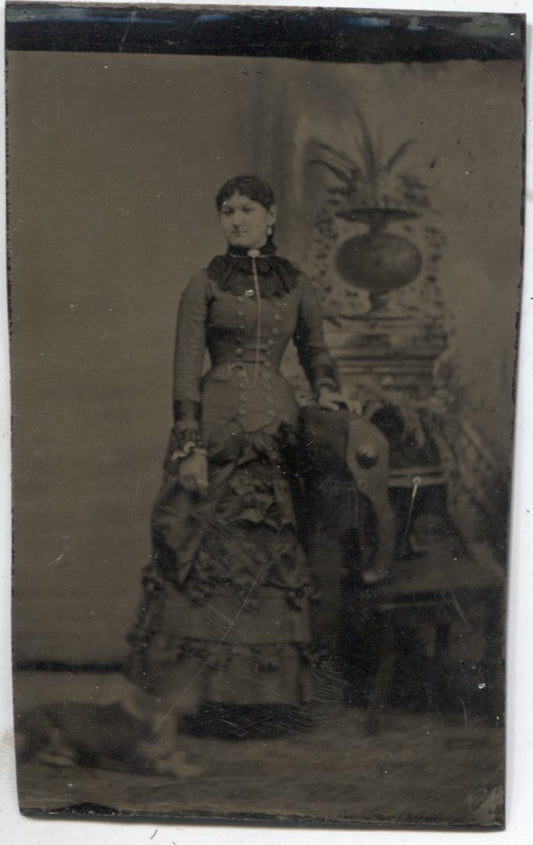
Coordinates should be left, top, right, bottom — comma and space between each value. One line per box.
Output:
126, 428, 314, 706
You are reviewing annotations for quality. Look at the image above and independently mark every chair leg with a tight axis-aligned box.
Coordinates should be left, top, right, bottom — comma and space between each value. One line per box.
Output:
366, 614, 395, 735
433, 620, 451, 708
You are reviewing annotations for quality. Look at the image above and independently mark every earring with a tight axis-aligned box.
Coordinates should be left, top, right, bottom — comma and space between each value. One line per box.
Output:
267, 225, 273, 236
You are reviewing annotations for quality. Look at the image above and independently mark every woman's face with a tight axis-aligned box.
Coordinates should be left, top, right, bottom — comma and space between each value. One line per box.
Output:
219, 192, 277, 250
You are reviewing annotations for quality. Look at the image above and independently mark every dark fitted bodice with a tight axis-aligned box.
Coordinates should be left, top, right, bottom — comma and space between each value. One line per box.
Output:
173, 262, 339, 450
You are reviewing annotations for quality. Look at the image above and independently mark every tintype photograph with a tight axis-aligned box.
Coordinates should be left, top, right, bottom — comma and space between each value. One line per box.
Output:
6, 3, 525, 830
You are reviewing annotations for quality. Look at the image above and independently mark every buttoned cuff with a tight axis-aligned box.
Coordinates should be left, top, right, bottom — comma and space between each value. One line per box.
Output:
173, 398, 202, 425
171, 400, 204, 459
312, 364, 341, 395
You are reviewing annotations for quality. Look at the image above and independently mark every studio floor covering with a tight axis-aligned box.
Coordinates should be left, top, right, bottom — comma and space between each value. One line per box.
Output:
13, 670, 504, 828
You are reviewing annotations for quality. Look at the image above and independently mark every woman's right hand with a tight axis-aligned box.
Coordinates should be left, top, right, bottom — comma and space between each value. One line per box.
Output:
178, 450, 208, 494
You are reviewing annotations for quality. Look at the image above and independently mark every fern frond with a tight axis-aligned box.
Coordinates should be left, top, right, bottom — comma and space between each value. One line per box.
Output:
315, 141, 358, 170
307, 159, 353, 184
385, 140, 414, 172
353, 106, 378, 179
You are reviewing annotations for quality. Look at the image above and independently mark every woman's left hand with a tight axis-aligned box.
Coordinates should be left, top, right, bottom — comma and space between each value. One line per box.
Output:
318, 387, 363, 416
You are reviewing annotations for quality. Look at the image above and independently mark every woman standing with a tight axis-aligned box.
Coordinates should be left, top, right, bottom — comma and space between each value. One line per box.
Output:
125, 175, 346, 767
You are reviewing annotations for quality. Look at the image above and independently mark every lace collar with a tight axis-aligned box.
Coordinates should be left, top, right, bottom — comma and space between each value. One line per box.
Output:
206, 240, 300, 298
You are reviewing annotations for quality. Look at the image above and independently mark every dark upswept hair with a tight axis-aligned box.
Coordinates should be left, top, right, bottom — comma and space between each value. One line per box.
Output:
215, 175, 276, 211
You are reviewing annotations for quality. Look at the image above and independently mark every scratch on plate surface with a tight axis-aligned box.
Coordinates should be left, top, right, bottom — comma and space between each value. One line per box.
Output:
153, 527, 283, 733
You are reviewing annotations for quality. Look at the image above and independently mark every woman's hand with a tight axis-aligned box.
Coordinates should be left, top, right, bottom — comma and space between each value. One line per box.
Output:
318, 389, 347, 411
318, 387, 362, 416
178, 450, 208, 494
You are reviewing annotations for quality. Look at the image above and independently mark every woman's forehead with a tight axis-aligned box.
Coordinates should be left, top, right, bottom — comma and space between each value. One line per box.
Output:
221, 192, 257, 207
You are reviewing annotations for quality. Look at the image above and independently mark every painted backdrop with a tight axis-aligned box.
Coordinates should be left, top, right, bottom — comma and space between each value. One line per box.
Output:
8, 51, 522, 662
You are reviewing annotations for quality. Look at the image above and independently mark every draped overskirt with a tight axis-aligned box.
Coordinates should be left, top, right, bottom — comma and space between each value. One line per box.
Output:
126, 428, 314, 706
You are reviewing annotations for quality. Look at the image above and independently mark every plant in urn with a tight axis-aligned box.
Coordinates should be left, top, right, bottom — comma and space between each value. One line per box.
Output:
309, 110, 430, 313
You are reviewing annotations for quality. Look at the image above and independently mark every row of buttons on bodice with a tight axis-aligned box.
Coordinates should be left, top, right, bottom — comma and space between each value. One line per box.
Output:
234, 290, 287, 422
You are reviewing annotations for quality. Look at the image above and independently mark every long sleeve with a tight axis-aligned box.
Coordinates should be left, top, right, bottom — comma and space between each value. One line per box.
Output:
293, 275, 340, 396
172, 272, 211, 430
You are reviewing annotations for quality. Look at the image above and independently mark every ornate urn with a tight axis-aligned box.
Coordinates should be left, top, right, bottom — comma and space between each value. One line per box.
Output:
309, 115, 429, 312
334, 208, 422, 310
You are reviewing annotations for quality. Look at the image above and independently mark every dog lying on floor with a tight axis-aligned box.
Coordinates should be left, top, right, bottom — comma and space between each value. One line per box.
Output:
15, 702, 202, 778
